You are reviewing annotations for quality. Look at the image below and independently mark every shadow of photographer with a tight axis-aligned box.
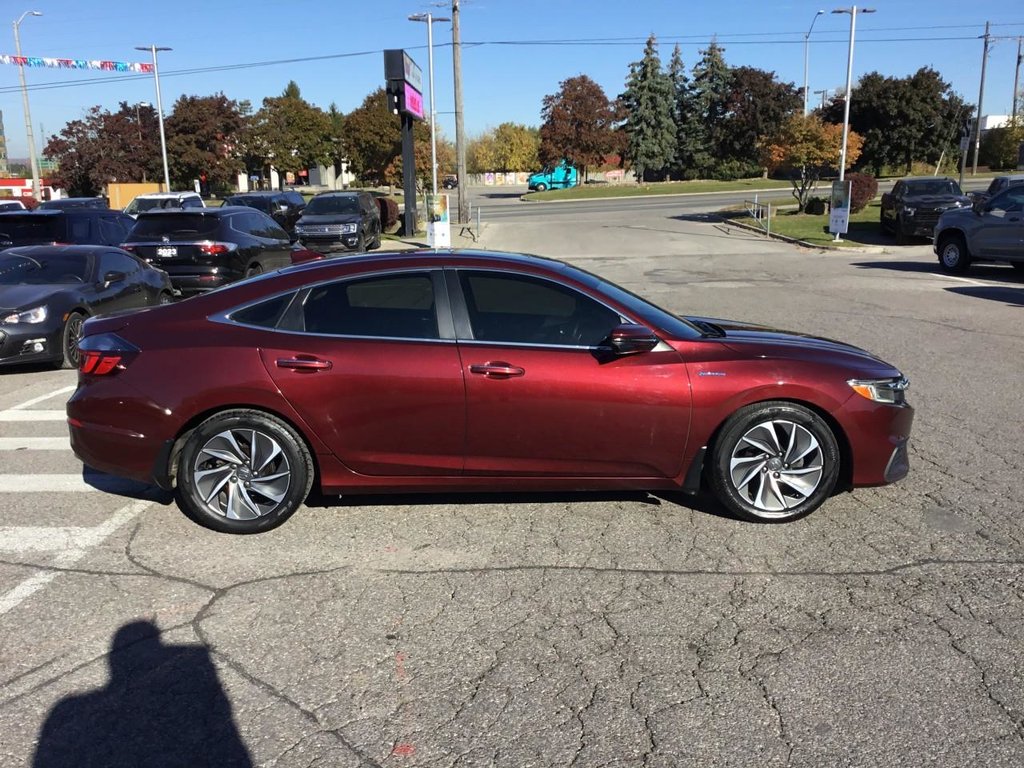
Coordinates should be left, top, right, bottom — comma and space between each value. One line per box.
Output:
33, 620, 252, 767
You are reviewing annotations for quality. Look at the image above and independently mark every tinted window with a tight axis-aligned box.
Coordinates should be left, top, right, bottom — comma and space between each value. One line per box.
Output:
0, 215, 64, 243
0, 251, 92, 284
181, 196, 203, 209
231, 293, 293, 328
227, 196, 270, 212
904, 180, 962, 196
303, 274, 438, 339
99, 216, 128, 244
990, 187, 1024, 212
129, 213, 220, 239
68, 217, 92, 242
459, 271, 620, 346
99, 251, 139, 278
284, 192, 305, 207
304, 195, 360, 215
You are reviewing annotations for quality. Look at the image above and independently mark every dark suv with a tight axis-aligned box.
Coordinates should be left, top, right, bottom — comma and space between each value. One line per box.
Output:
120, 207, 292, 294
880, 177, 971, 243
294, 191, 381, 253
0, 209, 134, 251
223, 190, 306, 239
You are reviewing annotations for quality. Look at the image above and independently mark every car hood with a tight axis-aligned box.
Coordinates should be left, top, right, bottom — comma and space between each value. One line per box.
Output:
683, 316, 900, 375
0, 284, 68, 312
902, 194, 971, 208
297, 213, 361, 225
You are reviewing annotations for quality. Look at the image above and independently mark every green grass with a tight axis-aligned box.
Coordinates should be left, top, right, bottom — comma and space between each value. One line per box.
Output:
526, 178, 797, 201
734, 200, 887, 248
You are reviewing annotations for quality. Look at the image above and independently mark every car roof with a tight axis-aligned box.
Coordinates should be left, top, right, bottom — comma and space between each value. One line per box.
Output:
136, 205, 243, 217
312, 191, 364, 198
279, 248, 566, 279
0, 208, 118, 217
228, 191, 282, 197
133, 192, 201, 199
1, 244, 119, 256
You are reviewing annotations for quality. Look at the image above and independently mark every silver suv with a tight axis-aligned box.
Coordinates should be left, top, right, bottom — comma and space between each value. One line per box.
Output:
933, 185, 1024, 274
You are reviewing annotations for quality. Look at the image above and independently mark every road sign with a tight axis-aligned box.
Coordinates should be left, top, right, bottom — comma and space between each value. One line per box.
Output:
829, 180, 852, 235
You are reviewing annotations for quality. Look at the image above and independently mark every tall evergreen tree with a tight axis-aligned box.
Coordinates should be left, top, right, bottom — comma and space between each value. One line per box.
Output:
620, 34, 677, 181
690, 39, 730, 177
668, 44, 700, 179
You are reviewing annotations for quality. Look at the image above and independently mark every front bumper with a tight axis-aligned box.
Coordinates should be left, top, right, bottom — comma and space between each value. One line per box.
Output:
837, 394, 915, 488
0, 322, 63, 366
298, 234, 363, 252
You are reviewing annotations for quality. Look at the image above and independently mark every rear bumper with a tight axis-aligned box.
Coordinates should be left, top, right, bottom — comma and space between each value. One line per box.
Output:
160, 266, 244, 294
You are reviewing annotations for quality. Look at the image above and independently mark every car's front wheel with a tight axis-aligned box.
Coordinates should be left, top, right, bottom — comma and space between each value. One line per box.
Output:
175, 410, 314, 534
708, 401, 840, 523
936, 232, 971, 273
60, 311, 86, 369
535, 183, 548, 192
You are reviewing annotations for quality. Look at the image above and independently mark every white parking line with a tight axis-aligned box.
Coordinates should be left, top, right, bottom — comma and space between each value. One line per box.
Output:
0, 474, 151, 493
0, 499, 151, 616
0, 410, 67, 422
7, 385, 75, 411
933, 273, 989, 287
0, 438, 68, 451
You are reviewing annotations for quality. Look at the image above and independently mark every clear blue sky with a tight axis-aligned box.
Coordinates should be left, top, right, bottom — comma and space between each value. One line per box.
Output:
1, 0, 1021, 159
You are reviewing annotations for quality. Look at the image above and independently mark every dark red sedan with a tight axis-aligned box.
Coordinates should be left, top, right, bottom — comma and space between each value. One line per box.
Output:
67, 250, 913, 534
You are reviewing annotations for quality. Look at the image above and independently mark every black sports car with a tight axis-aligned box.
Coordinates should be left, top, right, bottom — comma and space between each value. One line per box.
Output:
0, 245, 174, 369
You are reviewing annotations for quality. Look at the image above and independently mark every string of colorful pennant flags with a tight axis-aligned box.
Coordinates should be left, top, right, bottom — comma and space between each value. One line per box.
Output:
0, 55, 152, 73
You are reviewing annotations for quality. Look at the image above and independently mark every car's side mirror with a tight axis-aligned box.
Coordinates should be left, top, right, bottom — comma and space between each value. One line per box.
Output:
103, 270, 126, 286
605, 323, 660, 356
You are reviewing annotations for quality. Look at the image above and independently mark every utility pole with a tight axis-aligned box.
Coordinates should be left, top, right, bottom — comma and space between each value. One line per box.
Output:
972, 22, 990, 177
452, 0, 468, 225
1013, 37, 1022, 120
814, 89, 828, 112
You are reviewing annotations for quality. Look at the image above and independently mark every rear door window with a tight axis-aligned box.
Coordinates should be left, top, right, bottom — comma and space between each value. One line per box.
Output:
68, 217, 92, 242
0, 215, 64, 244
302, 274, 439, 339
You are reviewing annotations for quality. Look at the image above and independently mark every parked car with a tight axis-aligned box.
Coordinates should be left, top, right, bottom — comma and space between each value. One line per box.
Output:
120, 206, 292, 295
223, 190, 306, 239
968, 174, 1024, 205
68, 249, 913, 534
0, 209, 135, 251
293, 191, 381, 253
880, 177, 971, 243
933, 184, 1024, 274
0, 245, 173, 368
123, 192, 205, 217
0, 200, 27, 212
442, 174, 458, 190
527, 160, 578, 192
37, 197, 108, 210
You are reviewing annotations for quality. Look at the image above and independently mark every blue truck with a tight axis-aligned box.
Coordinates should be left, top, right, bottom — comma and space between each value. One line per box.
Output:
527, 160, 579, 192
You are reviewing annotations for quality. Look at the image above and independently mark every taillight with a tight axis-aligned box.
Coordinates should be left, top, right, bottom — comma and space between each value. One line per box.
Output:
198, 241, 235, 255
120, 244, 136, 253
78, 333, 139, 376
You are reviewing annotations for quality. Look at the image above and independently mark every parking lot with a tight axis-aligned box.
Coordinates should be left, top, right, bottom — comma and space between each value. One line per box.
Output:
2, 212, 1023, 767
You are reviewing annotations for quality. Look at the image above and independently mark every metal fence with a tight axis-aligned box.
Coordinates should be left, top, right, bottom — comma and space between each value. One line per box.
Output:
744, 195, 772, 237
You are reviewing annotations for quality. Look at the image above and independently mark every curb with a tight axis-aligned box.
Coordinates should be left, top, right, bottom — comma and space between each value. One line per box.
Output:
717, 215, 890, 254
519, 186, 797, 204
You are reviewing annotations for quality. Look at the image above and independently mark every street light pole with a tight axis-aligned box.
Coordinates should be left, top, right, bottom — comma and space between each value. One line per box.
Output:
13, 10, 42, 201
136, 45, 172, 191
833, 6, 874, 183
409, 12, 451, 199
803, 10, 824, 115
452, 0, 468, 225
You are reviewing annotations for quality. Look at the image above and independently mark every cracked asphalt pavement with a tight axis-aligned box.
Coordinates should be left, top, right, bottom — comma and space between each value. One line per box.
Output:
1, 208, 1023, 767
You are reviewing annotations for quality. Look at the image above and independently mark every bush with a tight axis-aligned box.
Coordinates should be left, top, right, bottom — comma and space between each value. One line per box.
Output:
804, 197, 827, 215
847, 172, 878, 213
376, 197, 399, 231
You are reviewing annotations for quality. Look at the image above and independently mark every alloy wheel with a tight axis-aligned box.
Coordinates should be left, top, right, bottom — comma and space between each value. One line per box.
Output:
728, 419, 824, 517
192, 428, 291, 520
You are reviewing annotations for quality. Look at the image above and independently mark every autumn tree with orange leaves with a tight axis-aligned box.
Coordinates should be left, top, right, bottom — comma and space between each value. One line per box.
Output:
759, 115, 863, 211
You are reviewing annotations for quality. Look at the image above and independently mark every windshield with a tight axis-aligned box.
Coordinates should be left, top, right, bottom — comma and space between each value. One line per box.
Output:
0, 252, 91, 284
905, 180, 962, 196
128, 213, 220, 240
304, 196, 359, 215
0, 216, 64, 244
227, 196, 270, 211
127, 198, 177, 214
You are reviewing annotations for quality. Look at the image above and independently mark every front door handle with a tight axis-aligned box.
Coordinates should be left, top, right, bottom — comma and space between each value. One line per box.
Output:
469, 362, 525, 378
277, 357, 332, 371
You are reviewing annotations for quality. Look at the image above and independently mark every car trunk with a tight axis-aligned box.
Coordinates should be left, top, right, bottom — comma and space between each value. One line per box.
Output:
124, 213, 223, 265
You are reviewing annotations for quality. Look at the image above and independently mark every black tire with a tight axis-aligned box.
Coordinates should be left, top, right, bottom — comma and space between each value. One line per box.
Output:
175, 409, 314, 534
936, 232, 971, 274
708, 401, 840, 523
244, 263, 263, 278
535, 182, 548, 192
157, 291, 174, 305
355, 232, 366, 252
880, 212, 892, 234
894, 217, 909, 245
60, 311, 86, 369
370, 224, 382, 250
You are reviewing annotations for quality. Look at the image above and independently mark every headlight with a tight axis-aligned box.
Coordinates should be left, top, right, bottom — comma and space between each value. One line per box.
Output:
341, 223, 358, 234
902, 206, 916, 216
2, 305, 47, 324
848, 376, 909, 405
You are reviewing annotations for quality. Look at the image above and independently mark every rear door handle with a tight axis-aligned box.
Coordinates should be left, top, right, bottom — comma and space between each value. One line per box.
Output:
276, 357, 332, 371
469, 362, 525, 378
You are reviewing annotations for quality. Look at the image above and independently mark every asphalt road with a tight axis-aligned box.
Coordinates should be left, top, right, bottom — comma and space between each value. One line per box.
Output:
1, 211, 1023, 767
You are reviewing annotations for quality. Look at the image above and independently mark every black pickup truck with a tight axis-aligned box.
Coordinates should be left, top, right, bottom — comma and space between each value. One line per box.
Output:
880, 177, 971, 244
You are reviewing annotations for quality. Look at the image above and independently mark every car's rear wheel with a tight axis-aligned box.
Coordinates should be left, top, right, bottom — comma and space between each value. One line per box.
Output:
60, 311, 86, 369
709, 401, 840, 523
244, 263, 263, 278
175, 410, 314, 534
937, 232, 971, 273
